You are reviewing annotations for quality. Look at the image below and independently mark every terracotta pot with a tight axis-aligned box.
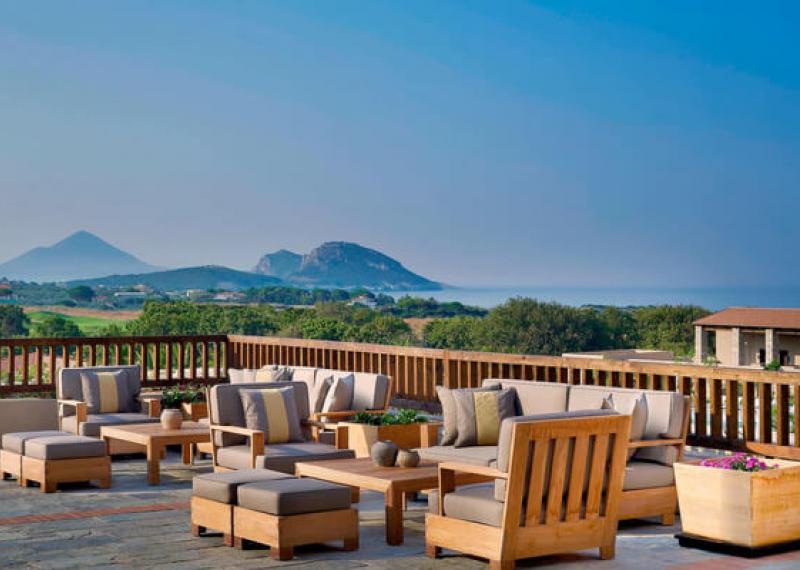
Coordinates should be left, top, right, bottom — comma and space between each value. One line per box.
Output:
371, 440, 398, 467
161, 409, 183, 430
396, 449, 420, 468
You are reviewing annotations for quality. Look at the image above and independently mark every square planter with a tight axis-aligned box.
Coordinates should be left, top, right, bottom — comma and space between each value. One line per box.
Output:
675, 458, 800, 548
339, 422, 440, 458
182, 402, 208, 421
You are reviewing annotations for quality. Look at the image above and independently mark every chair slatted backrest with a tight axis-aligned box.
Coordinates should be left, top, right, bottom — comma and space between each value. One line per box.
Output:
503, 414, 631, 532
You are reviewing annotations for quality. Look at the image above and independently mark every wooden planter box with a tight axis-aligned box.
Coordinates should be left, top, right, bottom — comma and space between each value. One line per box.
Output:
675, 459, 800, 548
339, 422, 440, 458
182, 402, 208, 421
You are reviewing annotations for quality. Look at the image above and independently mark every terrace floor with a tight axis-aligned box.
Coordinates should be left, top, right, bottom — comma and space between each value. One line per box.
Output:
1, 450, 798, 570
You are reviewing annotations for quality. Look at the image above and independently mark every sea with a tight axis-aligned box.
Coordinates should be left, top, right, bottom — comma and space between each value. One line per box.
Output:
387, 286, 800, 311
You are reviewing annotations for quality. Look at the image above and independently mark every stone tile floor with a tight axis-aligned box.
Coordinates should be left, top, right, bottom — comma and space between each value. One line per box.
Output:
0, 450, 798, 569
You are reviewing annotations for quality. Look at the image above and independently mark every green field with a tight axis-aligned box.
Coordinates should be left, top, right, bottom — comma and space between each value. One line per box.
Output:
26, 311, 131, 336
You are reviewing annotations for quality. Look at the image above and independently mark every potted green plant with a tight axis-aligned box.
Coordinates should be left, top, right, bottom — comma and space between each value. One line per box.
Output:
340, 409, 438, 458
160, 387, 184, 430
180, 384, 207, 420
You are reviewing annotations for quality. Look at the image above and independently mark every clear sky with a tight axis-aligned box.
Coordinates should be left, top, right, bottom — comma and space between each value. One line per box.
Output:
1, 1, 797, 287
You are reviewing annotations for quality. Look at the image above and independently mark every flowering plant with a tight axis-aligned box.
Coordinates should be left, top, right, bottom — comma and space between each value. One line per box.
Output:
699, 453, 778, 472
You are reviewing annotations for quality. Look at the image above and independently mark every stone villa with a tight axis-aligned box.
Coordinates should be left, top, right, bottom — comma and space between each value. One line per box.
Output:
694, 307, 800, 367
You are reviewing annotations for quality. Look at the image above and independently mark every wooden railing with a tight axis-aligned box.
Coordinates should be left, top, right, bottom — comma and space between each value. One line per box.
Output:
227, 335, 800, 461
0, 335, 228, 395
4, 332, 800, 460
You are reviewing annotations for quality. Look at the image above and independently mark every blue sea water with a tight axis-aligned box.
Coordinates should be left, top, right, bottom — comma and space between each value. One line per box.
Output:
387, 286, 800, 311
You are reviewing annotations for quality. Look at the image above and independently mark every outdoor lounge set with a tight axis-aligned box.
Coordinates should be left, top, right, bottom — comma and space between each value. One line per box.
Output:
0, 362, 690, 568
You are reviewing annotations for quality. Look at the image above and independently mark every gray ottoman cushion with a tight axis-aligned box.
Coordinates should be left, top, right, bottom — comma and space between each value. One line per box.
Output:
237, 478, 351, 516
193, 469, 292, 504
25, 436, 107, 460
2, 431, 71, 454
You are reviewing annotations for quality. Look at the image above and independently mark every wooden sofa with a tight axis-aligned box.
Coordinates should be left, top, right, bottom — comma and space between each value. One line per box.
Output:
207, 381, 354, 473
426, 413, 632, 569
57, 365, 161, 455
418, 378, 690, 525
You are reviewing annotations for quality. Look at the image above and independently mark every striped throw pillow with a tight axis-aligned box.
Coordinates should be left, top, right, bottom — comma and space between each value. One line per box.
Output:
80, 371, 132, 414
240, 387, 303, 444
452, 388, 516, 447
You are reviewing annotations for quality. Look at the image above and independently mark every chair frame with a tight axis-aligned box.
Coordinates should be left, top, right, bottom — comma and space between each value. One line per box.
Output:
426, 414, 631, 570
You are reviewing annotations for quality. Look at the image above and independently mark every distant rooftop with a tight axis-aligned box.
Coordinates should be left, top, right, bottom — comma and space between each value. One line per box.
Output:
695, 307, 800, 330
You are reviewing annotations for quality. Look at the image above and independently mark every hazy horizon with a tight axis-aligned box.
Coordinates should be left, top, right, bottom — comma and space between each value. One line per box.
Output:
2, 2, 797, 288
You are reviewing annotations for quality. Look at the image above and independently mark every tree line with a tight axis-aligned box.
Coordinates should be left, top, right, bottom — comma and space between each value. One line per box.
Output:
0, 299, 708, 357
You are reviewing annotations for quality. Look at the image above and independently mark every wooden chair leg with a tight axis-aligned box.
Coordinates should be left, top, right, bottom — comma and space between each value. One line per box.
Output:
271, 546, 294, 561
233, 537, 245, 549
350, 487, 360, 503
343, 536, 359, 551
662, 511, 676, 526
425, 544, 440, 558
191, 524, 203, 537
223, 534, 234, 547
489, 560, 514, 570
600, 542, 616, 560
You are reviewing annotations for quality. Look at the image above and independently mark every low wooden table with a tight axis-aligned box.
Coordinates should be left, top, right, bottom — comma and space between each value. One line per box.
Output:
295, 457, 488, 546
100, 422, 210, 485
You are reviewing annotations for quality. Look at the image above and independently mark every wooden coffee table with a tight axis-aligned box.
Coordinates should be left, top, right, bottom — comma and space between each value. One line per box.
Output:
295, 457, 489, 546
100, 422, 210, 485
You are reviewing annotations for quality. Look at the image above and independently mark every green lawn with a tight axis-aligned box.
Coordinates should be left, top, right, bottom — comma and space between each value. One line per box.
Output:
26, 311, 130, 336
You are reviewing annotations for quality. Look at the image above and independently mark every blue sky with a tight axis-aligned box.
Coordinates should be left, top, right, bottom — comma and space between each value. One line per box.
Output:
1, 1, 797, 287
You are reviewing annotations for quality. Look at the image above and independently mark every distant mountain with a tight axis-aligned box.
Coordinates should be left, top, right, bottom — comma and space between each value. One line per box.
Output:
254, 241, 441, 291
0, 231, 158, 282
70, 265, 282, 291
254, 249, 302, 279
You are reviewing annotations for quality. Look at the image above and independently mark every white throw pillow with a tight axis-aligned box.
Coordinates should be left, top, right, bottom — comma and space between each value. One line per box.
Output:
321, 373, 355, 414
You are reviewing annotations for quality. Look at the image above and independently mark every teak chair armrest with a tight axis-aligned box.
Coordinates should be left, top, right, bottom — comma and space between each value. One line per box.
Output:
309, 408, 389, 421
143, 399, 161, 417
627, 438, 685, 449
210, 425, 265, 468
57, 399, 88, 431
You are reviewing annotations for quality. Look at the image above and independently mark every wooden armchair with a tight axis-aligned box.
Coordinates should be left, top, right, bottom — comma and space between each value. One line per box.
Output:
57, 365, 161, 454
426, 414, 631, 570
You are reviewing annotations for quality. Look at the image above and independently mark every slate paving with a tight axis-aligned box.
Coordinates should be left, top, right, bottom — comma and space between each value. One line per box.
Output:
0, 450, 798, 569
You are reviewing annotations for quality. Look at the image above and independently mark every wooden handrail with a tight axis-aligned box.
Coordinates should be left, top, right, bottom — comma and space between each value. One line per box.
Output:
6, 332, 800, 460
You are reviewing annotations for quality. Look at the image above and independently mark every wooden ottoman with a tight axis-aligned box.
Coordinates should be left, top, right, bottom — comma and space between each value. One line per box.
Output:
191, 469, 293, 546
22, 435, 111, 493
234, 478, 359, 560
1, 431, 70, 483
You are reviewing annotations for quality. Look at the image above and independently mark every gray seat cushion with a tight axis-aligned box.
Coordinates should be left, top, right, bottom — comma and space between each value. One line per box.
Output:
193, 469, 291, 504
429, 483, 503, 527
2, 431, 71, 454
62, 413, 159, 437
25, 436, 107, 460
416, 445, 498, 467
623, 460, 675, 491
216, 445, 256, 470
237, 478, 351, 516
255, 442, 355, 474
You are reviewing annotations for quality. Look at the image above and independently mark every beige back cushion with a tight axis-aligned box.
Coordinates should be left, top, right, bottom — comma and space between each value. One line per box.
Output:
568, 384, 685, 465
482, 379, 569, 416
210, 381, 309, 447
58, 365, 142, 414
352, 373, 390, 410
